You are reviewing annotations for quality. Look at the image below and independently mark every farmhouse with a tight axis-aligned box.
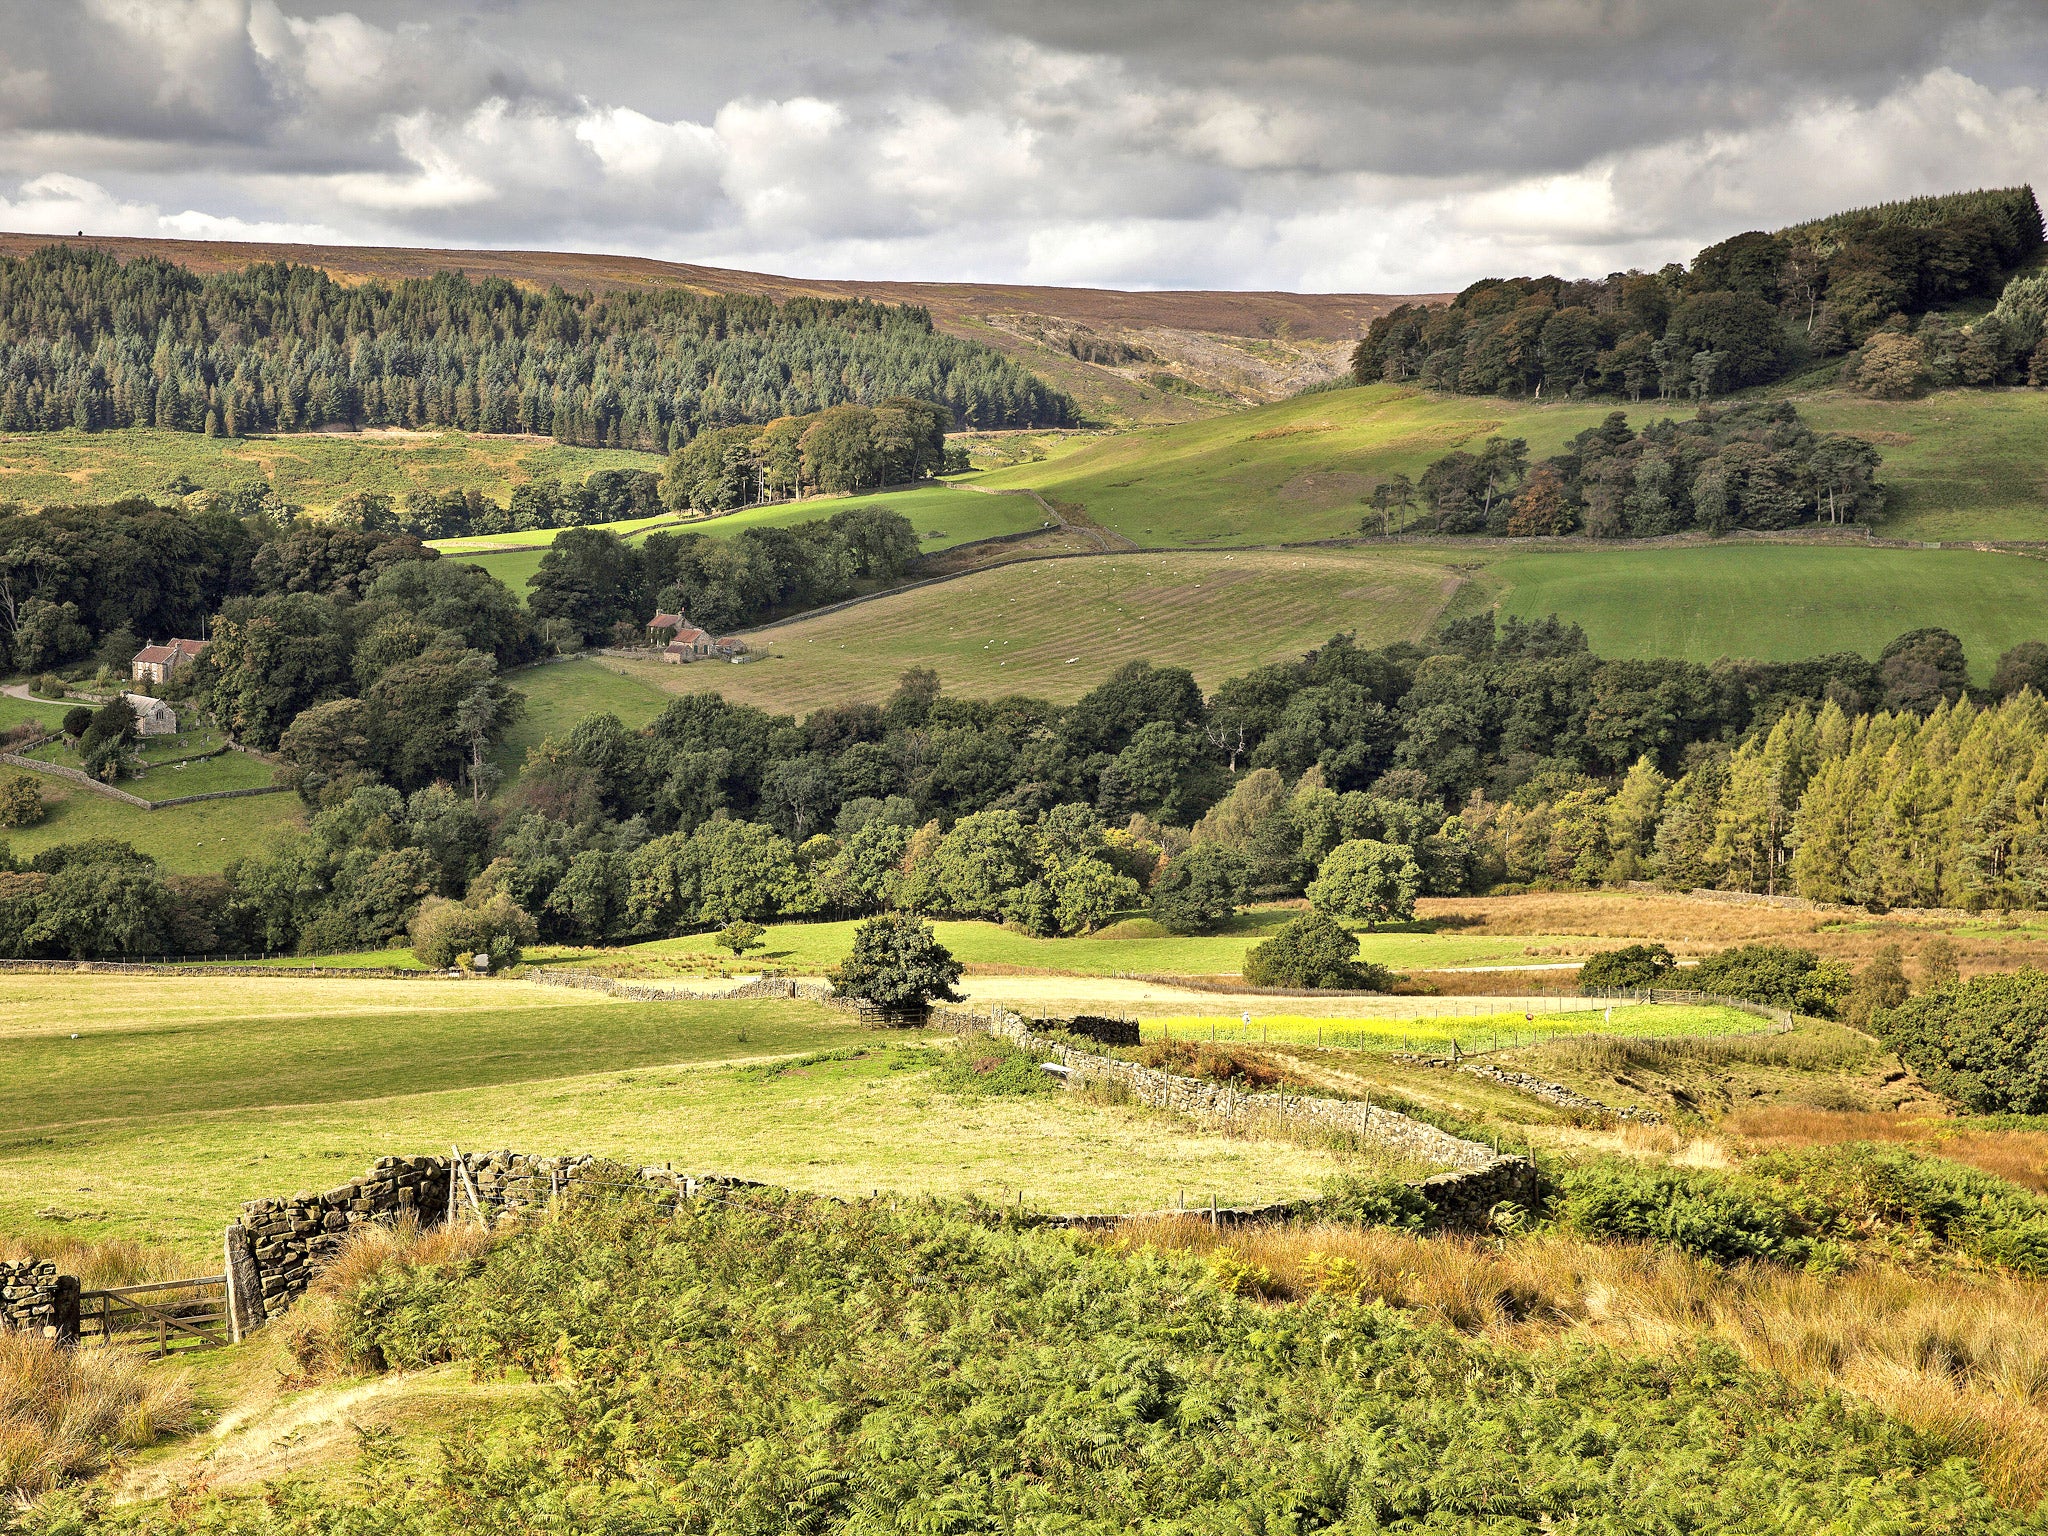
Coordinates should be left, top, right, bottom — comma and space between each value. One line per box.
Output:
121, 692, 178, 736
655, 613, 749, 663
130, 637, 208, 684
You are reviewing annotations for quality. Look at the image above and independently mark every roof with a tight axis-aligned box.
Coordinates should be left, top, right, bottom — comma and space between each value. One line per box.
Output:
649, 612, 686, 629
121, 691, 175, 714
132, 638, 207, 664
667, 627, 712, 646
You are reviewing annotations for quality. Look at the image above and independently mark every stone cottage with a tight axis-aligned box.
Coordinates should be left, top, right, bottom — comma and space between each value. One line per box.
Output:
121, 692, 178, 736
130, 637, 208, 685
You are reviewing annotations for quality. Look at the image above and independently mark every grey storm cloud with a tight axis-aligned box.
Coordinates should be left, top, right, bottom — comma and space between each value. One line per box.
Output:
0, 0, 2043, 291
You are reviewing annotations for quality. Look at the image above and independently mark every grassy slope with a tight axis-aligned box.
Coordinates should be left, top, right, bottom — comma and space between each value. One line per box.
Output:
0, 694, 72, 733
981, 382, 2048, 548
1484, 544, 2048, 681
587, 548, 1459, 713
494, 658, 674, 770
453, 484, 1046, 602
0, 428, 659, 511
0, 975, 1374, 1254
2, 769, 301, 873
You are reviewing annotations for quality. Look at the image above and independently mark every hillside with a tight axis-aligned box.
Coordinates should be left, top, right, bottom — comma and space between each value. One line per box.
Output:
0, 231, 1429, 426
976, 382, 2048, 543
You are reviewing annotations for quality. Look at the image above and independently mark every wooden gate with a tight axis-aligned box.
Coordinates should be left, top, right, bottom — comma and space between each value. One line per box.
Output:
78, 1275, 230, 1356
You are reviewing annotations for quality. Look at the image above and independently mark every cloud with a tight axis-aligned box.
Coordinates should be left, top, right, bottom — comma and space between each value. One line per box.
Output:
0, 0, 2043, 291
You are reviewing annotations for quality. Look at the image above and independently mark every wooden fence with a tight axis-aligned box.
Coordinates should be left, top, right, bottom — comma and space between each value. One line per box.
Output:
77, 1274, 231, 1357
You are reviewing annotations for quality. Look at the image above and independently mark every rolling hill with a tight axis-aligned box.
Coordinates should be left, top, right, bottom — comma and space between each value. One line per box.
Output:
0, 231, 1430, 427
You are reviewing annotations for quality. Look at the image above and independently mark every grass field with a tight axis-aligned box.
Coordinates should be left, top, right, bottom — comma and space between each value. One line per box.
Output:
494, 657, 674, 771
452, 483, 1046, 601
0, 693, 71, 733
0, 428, 660, 511
0, 974, 1385, 1257
979, 381, 2048, 548
590, 548, 1459, 713
426, 512, 683, 553
598, 909, 1602, 978
1483, 544, 2048, 679
1, 767, 301, 872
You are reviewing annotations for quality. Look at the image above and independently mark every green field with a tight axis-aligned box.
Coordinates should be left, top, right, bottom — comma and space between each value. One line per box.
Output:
589, 547, 1458, 713
1483, 544, 2048, 679
0, 428, 660, 511
494, 658, 674, 773
0, 973, 1379, 1256
602, 909, 1595, 978
979, 381, 2048, 548
427, 512, 683, 553
0, 693, 72, 733
1, 766, 301, 873
453, 483, 1045, 601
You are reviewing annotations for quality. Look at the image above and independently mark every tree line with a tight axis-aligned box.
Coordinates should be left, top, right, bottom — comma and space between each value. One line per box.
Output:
18, 606, 2048, 960
0, 246, 1075, 450
1352, 186, 2045, 402
1375, 402, 1885, 537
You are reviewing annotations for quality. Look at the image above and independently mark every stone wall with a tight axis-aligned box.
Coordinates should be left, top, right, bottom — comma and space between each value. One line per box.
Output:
0, 1258, 65, 1336
231, 1156, 455, 1314
941, 1007, 1542, 1227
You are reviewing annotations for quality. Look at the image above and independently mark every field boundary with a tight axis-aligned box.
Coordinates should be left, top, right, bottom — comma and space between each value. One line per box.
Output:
0, 957, 451, 979
0, 749, 290, 809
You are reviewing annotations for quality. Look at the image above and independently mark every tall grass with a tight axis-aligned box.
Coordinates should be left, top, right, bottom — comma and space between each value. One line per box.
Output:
273, 1217, 494, 1381
1110, 1217, 2048, 1506
0, 1332, 196, 1496
1530, 1022, 1878, 1076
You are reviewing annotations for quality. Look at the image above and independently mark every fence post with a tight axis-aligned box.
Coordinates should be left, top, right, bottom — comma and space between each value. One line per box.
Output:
51, 1275, 80, 1346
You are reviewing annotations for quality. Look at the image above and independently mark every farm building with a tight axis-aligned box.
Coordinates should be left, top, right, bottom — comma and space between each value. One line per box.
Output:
656, 613, 748, 663
121, 693, 178, 736
647, 612, 687, 643
130, 637, 208, 684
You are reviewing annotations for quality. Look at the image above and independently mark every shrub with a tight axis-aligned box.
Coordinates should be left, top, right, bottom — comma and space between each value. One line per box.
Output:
1843, 943, 1909, 1029
1149, 844, 1251, 935
29, 674, 65, 698
1690, 943, 1849, 1017
1553, 1159, 1815, 1264
410, 892, 536, 971
1242, 912, 1395, 991
1316, 1173, 1437, 1230
0, 772, 42, 829
1872, 969, 2048, 1113
1305, 838, 1421, 925
1577, 942, 1676, 992
830, 913, 963, 1013
59, 705, 92, 739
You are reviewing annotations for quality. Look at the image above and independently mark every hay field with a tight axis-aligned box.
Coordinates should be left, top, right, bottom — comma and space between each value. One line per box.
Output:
590, 547, 1461, 713
0, 974, 1385, 1257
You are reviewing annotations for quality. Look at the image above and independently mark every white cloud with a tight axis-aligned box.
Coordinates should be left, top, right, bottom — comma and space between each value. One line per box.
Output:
0, 169, 338, 241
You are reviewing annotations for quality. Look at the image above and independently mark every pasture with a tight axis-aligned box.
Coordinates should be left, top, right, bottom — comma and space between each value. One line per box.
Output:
0, 769, 301, 873
596, 909, 1606, 978
591, 547, 1459, 713
0, 973, 1384, 1258
0, 428, 658, 511
1482, 543, 2048, 679
449, 483, 1047, 601
978, 381, 2048, 548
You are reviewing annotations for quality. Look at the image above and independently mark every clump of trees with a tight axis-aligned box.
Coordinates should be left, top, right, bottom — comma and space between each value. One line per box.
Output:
1353, 186, 2044, 402
0, 246, 1073, 448
1393, 403, 1884, 537
661, 399, 953, 511
1871, 970, 2048, 1113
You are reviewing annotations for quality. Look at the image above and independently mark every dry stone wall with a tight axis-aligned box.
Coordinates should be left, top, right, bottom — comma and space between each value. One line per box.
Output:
940, 1007, 1542, 1224
0, 1259, 69, 1336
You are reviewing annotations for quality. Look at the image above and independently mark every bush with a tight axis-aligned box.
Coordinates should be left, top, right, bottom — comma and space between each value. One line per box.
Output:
1241, 912, 1395, 991
1690, 943, 1849, 1017
714, 919, 766, 957
830, 913, 963, 1013
59, 705, 92, 739
1872, 969, 2048, 1113
0, 772, 42, 828
1305, 838, 1420, 925
1577, 942, 1676, 992
937, 1039, 1057, 1097
1149, 844, 1251, 934
1553, 1159, 1815, 1264
29, 674, 65, 699
1316, 1173, 1436, 1230
410, 893, 536, 971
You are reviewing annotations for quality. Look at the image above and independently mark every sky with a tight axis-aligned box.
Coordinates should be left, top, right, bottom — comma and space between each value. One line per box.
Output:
0, 0, 2045, 295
